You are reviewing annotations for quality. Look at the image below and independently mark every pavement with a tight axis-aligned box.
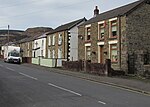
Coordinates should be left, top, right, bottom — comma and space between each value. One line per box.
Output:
22, 63, 150, 96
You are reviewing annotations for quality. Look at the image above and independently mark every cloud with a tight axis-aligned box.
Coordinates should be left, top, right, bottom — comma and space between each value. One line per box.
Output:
0, 0, 138, 30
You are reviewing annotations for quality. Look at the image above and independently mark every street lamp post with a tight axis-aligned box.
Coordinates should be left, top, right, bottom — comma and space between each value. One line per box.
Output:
7, 25, 10, 44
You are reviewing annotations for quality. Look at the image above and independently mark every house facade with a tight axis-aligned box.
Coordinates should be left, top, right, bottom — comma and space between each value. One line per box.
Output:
46, 18, 86, 61
32, 34, 47, 58
78, 0, 150, 74
18, 38, 32, 58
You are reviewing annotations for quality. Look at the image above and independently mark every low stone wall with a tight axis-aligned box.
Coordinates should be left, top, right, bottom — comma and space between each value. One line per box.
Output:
22, 57, 32, 63
143, 65, 150, 79
62, 59, 111, 76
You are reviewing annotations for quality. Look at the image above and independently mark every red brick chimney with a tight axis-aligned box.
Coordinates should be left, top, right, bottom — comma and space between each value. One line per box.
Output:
94, 6, 99, 17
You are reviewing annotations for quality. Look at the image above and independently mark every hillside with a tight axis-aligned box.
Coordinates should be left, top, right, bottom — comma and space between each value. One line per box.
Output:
0, 30, 26, 46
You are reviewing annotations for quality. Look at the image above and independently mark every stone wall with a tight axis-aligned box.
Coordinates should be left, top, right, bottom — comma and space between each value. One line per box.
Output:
126, 3, 150, 74
78, 20, 121, 70
78, 25, 85, 60
90, 23, 98, 63
120, 16, 128, 72
47, 31, 67, 59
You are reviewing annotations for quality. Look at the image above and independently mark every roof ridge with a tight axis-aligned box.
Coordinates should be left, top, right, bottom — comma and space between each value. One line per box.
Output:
81, 0, 146, 26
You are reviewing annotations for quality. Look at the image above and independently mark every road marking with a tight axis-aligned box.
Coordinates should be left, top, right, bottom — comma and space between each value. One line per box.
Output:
98, 100, 106, 105
19, 72, 38, 80
6, 67, 15, 71
48, 83, 82, 96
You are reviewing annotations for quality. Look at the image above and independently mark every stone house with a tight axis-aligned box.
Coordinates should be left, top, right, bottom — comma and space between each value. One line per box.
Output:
46, 18, 86, 61
78, 0, 150, 74
17, 37, 33, 58
18, 27, 53, 58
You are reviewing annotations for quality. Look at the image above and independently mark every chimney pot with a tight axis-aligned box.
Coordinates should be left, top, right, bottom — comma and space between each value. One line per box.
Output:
94, 6, 99, 17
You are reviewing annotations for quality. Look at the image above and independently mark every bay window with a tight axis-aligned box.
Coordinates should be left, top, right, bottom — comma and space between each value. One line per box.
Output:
110, 44, 118, 62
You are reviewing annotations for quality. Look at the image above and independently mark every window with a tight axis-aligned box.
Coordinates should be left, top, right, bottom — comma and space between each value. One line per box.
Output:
32, 42, 34, 49
27, 43, 30, 57
86, 27, 91, 41
86, 46, 91, 61
41, 50, 43, 57
48, 36, 51, 46
52, 50, 55, 58
35, 41, 38, 48
48, 49, 51, 58
99, 24, 105, 39
52, 35, 55, 45
27, 43, 30, 49
110, 20, 117, 37
41, 40, 44, 49
58, 48, 62, 58
58, 34, 62, 45
110, 44, 118, 62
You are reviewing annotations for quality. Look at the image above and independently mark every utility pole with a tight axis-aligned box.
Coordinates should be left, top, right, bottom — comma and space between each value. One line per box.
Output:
7, 25, 10, 44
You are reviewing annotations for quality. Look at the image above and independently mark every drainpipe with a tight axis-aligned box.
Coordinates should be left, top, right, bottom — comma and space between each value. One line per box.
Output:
118, 15, 122, 70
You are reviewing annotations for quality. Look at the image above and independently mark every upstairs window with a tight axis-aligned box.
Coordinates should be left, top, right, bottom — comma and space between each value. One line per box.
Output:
110, 20, 117, 37
27, 43, 30, 49
48, 36, 51, 46
99, 23, 105, 39
86, 27, 91, 41
58, 34, 62, 45
52, 35, 55, 46
41, 39, 44, 49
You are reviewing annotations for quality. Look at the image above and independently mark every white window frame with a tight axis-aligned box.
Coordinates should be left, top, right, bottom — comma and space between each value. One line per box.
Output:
52, 35, 55, 45
52, 50, 55, 58
58, 33, 62, 45
48, 36, 51, 46
58, 48, 62, 58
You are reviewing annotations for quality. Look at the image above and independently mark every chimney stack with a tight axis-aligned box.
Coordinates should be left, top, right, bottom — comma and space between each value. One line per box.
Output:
94, 6, 99, 17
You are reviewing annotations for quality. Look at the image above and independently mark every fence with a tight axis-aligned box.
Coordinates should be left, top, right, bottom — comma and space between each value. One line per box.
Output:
62, 59, 111, 76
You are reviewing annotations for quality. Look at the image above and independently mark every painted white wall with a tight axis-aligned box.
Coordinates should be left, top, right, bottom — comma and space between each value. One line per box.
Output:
32, 37, 46, 58
69, 20, 85, 61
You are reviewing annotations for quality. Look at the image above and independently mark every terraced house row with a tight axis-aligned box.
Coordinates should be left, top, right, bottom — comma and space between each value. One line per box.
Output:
78, 0, 150, 74
1, 0, 150, 75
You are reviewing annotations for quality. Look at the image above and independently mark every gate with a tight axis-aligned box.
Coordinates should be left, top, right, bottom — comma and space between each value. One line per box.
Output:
128, 53, 135, 74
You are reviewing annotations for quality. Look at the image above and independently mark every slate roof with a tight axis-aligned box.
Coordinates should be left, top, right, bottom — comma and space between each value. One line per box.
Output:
46, 17, 86, 35
82, 0, 147, 25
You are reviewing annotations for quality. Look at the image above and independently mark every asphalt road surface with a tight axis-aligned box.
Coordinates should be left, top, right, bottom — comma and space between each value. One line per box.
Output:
0, 61, 150, 107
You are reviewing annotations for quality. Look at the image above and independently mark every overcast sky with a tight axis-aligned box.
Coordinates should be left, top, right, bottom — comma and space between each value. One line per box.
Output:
0, 0, 138, 30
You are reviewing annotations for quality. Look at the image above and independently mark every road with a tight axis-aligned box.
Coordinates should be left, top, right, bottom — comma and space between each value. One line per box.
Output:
0, 61, 150, 107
